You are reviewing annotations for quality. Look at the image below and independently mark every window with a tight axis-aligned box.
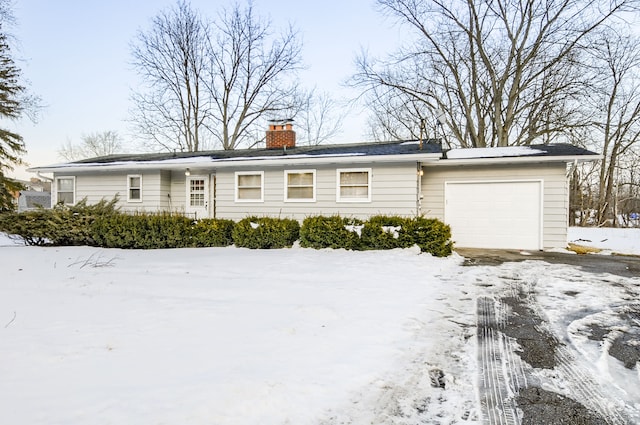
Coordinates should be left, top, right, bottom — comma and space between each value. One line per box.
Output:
189, 178, 206, 207
235, 171, 264, 202
285, 170, 315, 202
127, 175, 142, 202
55, 176, 75, 205
337, 168, 371, 202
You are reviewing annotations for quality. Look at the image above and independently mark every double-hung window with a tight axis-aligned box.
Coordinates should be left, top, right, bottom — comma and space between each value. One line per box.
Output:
235, 171, 264, 202
55, 176, 75, 205
337, 168, 371, 202
127, 175, 142, 202
284, 170, 315, 202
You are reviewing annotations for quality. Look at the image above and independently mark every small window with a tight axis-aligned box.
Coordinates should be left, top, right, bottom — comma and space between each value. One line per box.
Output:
128, 175, 142, 202
285, 170, 315, 202
55, 176, 75, 205
337, 168, 371, 202
189, 178, 206, 207
235, 171, 264, 202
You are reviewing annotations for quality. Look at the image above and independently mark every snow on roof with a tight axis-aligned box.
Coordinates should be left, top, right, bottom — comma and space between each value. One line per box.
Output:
446, 146, 545, 159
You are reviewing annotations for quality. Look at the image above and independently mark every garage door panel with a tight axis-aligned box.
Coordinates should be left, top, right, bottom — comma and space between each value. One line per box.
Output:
445, 181, 542, 250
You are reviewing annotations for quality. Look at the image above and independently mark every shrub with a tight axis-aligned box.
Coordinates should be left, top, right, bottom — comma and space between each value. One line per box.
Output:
192, 219, 235, 247
90, 212, 193, 249
360, 215, 413, 250
299, 215, 363, 250
403, 216, 453, 257
0, 198, 119, 246
0, 209, 52, 245
232, 216, 300, 249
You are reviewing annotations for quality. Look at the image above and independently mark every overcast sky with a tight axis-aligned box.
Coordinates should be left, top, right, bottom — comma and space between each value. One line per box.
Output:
8, 0, 402, 180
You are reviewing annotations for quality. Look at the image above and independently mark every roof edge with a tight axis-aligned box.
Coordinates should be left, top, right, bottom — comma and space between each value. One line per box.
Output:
425, 154, 602, 166
28, 152, 443, 173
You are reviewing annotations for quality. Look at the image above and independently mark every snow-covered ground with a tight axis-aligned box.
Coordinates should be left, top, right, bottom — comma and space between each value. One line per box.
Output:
568, 226, 640, 256
0, 228, 638, 424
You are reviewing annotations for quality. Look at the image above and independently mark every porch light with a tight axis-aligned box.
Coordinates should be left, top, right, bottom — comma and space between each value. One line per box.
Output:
185, 168, 191, 176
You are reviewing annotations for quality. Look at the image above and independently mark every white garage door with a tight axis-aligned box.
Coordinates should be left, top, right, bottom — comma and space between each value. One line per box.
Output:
444, 180, 542, 250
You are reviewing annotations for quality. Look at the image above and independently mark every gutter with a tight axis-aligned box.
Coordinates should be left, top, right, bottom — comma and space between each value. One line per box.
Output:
423, 154, 602, 167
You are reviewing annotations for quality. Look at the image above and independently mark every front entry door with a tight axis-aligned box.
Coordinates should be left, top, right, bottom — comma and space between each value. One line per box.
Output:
186, 175, 209, 219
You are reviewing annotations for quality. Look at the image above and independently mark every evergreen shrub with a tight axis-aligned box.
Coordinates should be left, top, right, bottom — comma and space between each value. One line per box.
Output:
360, 215, 413, 250
300, 214, 453, 256
192, 218, 235, 247
0, 198, 119, 246
90, 212, 193, 249
402, 216, 453, 257
232, 216, 300, 249
299, 215, 363, 250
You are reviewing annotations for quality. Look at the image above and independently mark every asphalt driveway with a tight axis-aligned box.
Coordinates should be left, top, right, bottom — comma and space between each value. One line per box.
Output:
459, 249, 640, 424
457, 248, 640, 278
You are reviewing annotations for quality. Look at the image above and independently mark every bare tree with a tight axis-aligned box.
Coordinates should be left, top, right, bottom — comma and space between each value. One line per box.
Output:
130, 0, 210, 152
295, 90, 344, 145
352, 0, 637, 148
204, 2, 303, 150
130, 1, 303, 152
583, 30, 640, 226
58, 131, 123, 161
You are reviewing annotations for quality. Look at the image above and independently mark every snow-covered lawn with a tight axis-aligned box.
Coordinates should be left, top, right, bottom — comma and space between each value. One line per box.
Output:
0, 228, 638, 424
568, 226, 640, 256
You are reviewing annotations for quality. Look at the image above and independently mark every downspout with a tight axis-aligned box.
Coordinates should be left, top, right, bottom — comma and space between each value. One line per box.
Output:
566, 159, 578, 178
212, 174, 217, 219
416, 162, 424, 216
36, 171, 54, 182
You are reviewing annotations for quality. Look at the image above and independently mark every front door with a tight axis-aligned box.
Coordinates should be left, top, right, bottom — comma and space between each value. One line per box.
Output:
186, 175, 209, 219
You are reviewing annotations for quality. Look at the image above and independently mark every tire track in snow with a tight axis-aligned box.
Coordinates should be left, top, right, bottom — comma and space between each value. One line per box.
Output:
476, 265, 632, 425
477, 296, 523, 425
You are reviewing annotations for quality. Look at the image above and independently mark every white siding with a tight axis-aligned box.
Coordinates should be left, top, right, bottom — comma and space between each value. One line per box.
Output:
58, 170, 171, 212
421, 163, 569, 249
215, 163, 420, 221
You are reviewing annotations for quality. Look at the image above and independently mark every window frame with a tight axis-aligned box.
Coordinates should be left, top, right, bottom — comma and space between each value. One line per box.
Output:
235, 171, 264, 202
127, 174, 143, 203
284, 169, 316, 202
54, 176, 76, 206
336, 168, 372, 203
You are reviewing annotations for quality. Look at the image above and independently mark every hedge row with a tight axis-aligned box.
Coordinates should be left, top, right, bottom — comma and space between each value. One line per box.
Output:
299, 215, 453, 256
0, 206, 453, 256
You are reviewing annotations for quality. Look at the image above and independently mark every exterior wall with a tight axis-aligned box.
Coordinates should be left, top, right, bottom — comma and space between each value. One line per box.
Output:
215, 163, 420, 221
56, 170, 171, 212
421, 162, 569, 249
168, 170, 187, 213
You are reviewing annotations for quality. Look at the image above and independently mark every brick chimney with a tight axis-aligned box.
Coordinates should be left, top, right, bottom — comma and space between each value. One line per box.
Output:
266, 119, 296, 149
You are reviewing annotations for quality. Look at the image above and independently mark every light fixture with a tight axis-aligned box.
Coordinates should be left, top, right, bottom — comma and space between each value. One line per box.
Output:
185, 168, 191, 176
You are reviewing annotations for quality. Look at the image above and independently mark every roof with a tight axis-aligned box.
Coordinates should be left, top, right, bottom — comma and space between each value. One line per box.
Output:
70, 139, 442, 164
27, 141, 599, 173
445, 144, 599, 160
29, 140, 443, 172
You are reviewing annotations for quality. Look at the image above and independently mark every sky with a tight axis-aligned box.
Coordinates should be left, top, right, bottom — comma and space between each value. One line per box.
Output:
7, 0, 403, 180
